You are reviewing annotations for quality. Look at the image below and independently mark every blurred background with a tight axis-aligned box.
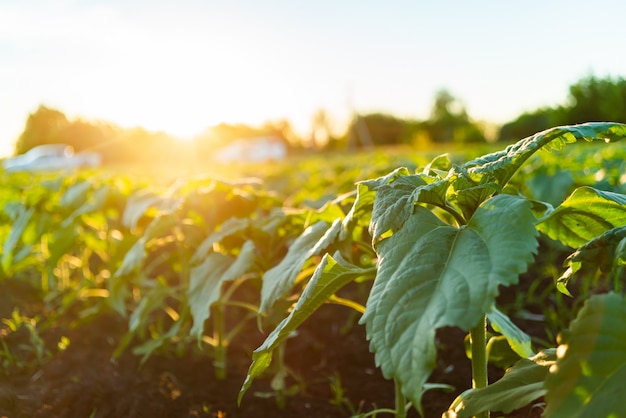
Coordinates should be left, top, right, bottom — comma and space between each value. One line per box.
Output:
2, 0, 625, 166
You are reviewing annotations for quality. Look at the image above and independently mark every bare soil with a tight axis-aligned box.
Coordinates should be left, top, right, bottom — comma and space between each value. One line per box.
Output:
0, 279, 544, 418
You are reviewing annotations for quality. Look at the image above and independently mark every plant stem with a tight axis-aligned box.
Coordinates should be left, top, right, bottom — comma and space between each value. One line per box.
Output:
470, 315, 489, 418
213, 303, 226, 380
394, 379, 407, 418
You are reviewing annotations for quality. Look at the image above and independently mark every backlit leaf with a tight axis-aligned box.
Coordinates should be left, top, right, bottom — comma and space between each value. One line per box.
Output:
447, 349, 555, 417
464, 122, 626, 187
487, 307, 535, 358
188, 240, 256, 339
544, 292, 626, 418
239, 253, 374, 404
360, 194, 537, 413
259, 221, 334, 313
121, 191, 163, 231
559, 226, 626, 292
538, 187, 626, 249
2, 206, 34, 273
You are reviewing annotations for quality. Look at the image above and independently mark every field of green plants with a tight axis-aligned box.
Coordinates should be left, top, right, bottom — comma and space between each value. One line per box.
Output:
2, 123, 626, 418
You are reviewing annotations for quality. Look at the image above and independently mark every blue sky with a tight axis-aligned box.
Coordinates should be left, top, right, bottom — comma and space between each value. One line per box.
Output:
1, 0, 625, 156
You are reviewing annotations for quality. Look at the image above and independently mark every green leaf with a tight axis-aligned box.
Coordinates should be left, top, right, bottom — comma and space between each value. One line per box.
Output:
128, 283, 172, 333
369, 174, 429, 242
360, 194, 537, 413
341, 182, 376, 237
559, 226, 626, 292
191, 217, 250, 264
487, 307, 535, 358
538, 187, 626, 249
59, 180, 92, 210
113, 238, 146, 278
188, 240, 256, 340
446, 349, 556, 417
2, 206, 34, 273
239, 253, 374, 404
544, 292, 626, 418
526, 169, 575, 207
121, 191, 163, 231
259, 221, 334, 313
464, 122, 626, 187
132, 320, 182, 364
61, 185, 110, 228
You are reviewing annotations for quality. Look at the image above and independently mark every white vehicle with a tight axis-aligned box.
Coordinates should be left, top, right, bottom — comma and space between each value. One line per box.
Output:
2, 144, 101, 173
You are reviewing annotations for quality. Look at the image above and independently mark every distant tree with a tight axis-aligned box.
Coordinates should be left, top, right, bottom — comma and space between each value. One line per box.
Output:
561, 75, 626, 124
345, 113, 418, 147
497, 108, 558, 143
497, 75, 626, 142
426, 90, 485, 143
15, 105, 69, 155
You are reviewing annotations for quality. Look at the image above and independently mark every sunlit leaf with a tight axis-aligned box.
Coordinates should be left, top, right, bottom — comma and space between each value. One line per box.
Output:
446, 349, 556, 417
2, 206, 34, 273
259, 221, 334, 313
191, 217, 250, 264
487, 307, 535, 358
538, 186, 626, 249
239, 253, 374, 404
544, 292, 626, 418
121, 191, 163, 231
188, 240, 256, 339
360, 194, 537, 413
129, 284, 171, 332
464, 122, 626, 187
368, 174, 429, 242
559, 226, 626, 292
59, 180, 92, 210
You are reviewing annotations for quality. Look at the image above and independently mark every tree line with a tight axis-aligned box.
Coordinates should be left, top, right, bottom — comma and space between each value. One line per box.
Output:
11, 74, 626, 163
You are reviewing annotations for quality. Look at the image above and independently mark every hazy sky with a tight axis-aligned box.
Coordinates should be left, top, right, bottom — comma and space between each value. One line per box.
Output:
1, 0, 625, 156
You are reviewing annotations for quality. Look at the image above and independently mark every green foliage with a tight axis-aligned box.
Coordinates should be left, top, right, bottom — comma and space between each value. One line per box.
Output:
238, 122, 626, 417
498, 75, 626, 143
4, 120, 626, 417
544, 292, 626, 418
447, 349, 556, 417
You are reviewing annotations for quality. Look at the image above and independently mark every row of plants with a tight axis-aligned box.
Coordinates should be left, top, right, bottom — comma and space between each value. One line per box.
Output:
237, 122, 626, 417
2, 122, 626, 417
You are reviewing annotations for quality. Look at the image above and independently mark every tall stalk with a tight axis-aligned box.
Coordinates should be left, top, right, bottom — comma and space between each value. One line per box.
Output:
469, 314, 489, 418
213, 302, 226, 380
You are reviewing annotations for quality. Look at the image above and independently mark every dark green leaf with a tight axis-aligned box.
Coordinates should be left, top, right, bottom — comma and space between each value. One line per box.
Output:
360, 194, 538, 412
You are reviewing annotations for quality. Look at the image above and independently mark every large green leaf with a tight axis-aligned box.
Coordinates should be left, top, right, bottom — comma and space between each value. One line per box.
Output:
188, 240, 256, 339
464, 122, 626, 187
544, 292, 626, 418
259, 220, 336, 313
538, 187, 626, 249
360, 194, 538, 413
239, 253, 374, 404
446, 349, 556, 417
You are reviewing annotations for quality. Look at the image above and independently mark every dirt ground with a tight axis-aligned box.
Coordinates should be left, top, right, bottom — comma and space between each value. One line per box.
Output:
0, 279, 544, 418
